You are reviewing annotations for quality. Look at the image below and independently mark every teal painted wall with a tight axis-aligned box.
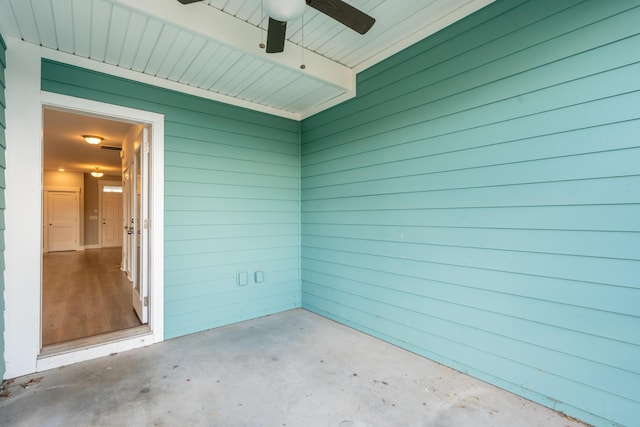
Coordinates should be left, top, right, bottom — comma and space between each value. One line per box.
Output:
0, 34, 6, 381
41, 60, 301, 339
301, 1, 640, 426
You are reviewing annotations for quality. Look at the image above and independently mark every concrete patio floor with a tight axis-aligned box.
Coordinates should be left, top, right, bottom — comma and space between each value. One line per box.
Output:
0, 309, 587, 426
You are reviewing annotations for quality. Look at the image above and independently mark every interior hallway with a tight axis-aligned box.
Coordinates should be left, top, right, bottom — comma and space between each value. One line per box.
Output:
2, 310, 587, 426
42, 248, 141, 346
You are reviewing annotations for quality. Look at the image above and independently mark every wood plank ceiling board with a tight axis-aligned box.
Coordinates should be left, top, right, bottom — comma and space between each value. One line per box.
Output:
5, 0, 40, 44
104, 5, 133, 65
72, 0, 93, 57
0, 0, 496, 118
51, 1, 75, 53
117, 13, 149, 69
31, 1, 58, 45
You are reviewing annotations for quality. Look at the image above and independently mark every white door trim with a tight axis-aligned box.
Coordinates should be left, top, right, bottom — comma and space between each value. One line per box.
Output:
4, 39, 45, 378
2, 38, 164, 378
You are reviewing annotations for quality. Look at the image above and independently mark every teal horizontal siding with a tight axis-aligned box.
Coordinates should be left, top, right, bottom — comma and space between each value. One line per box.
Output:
165, 258, 297, 288
302, 122, 640, 186
166, 152, 298, 178
304, 1, 640, 146
41, 59, 301, 340
303, 224, 639, 261
302, 257, 640, 332
166, 268, 299, 300
165, 235, 299, 257
301, 1, 640, 426
302, 204, 640, 231
165, 181, 297, 200
165, 282, 299, 338
303, 176, 640, 212
166, 124, 299, 156
165, 223, 297, 241
165, 247, 298, 271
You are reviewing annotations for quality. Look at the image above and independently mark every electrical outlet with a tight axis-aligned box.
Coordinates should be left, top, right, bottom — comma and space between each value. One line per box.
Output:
254, 271, 264, 283
237, 271, 248, 286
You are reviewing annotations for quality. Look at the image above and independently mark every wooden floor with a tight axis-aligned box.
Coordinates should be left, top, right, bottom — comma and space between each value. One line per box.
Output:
42, 248, 142, 346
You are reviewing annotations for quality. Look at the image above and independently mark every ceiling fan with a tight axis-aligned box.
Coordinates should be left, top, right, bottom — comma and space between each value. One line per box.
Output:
177, 0, 375, 54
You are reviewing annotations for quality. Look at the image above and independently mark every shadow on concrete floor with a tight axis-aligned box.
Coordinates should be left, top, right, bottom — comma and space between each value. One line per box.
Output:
0, 309, 588, 426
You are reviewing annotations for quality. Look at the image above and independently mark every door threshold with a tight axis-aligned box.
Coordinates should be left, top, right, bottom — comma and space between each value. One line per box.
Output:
40, 326, 151, 358
37, 326, 153, 372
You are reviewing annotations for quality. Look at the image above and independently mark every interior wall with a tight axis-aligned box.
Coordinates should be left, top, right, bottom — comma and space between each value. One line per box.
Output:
43, 170, 83, 187
41, 59, 302, 339
83, 173, 99, 246
0, 34, 7, 381
300, 1, 640, 426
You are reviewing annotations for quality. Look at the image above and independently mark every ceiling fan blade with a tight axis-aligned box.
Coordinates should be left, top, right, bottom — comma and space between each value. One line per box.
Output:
177, 0, 202, 4
306, 0, 375, 34
266, 18, 287, 53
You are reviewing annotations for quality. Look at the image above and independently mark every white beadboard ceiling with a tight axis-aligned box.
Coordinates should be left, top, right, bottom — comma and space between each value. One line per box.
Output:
0, 0, 494, 119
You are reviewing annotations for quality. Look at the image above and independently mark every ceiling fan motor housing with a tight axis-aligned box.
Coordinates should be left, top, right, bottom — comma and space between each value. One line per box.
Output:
177, 0, 375, 54
264, 0, 306, 22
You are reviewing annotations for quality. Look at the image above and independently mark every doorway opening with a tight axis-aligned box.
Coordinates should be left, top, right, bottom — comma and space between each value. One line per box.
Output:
100, 180, 124, 248
38, 93, 163, 363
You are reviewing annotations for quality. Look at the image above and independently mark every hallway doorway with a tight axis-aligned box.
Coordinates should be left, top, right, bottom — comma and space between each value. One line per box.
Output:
41, 106, 150, 349
100, 181, 124, 248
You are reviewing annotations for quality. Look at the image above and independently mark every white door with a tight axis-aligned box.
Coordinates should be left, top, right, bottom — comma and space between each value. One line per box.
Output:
102, 192, 123, 247
131, 128, 150, 324
46, 191, 79, 252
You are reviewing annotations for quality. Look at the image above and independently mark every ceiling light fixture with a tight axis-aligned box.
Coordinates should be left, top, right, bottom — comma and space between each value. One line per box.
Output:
83, 135, 103, 145
263, 0, 305, 21
91, 167, 104, 178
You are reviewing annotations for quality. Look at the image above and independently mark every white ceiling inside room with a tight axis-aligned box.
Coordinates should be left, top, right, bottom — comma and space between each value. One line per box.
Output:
0, 0, 494, 119
43, 108, 134, 175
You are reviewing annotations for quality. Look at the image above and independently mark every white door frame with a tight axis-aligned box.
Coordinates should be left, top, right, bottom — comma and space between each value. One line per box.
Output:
131, 132, 150, 324
3, 39, 164, 379
38, 93, 164, 372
